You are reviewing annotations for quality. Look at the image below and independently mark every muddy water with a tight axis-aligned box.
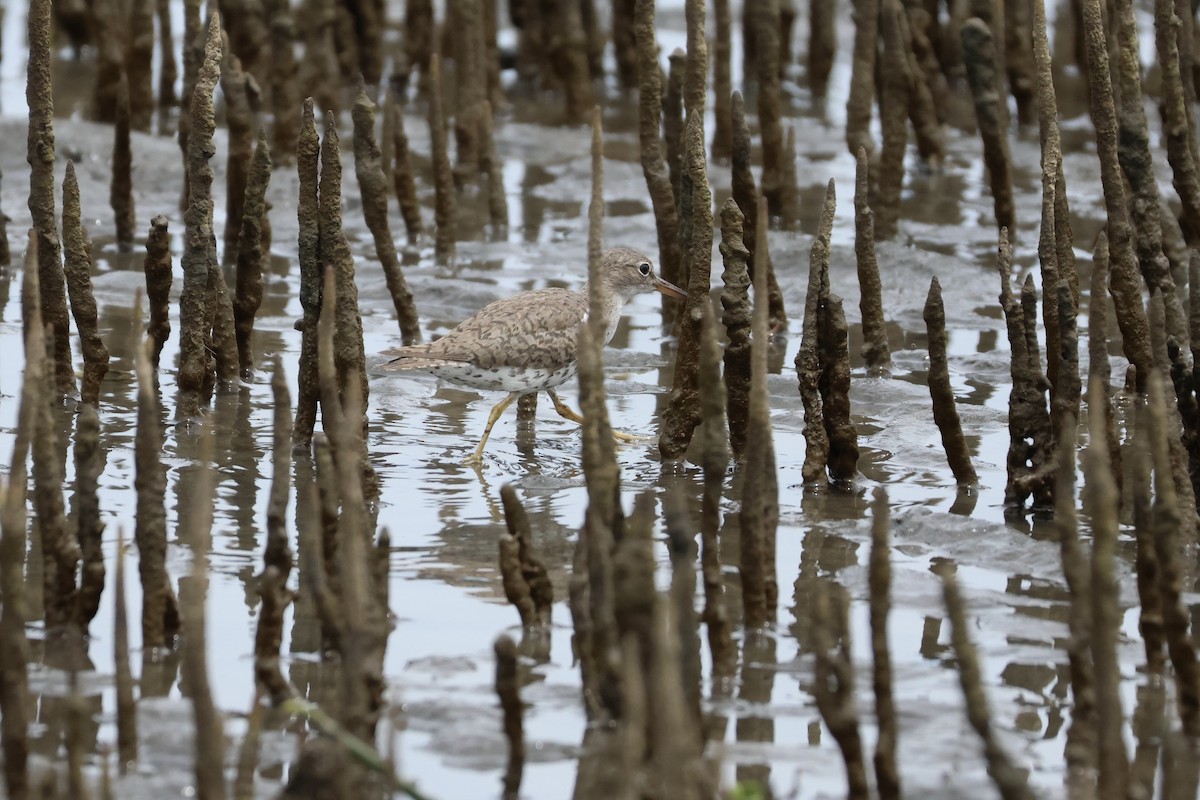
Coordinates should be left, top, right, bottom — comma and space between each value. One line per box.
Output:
0, 1, 1177, 798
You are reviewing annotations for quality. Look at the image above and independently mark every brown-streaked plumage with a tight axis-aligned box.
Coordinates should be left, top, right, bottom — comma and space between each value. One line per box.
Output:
381, 247, 685, 463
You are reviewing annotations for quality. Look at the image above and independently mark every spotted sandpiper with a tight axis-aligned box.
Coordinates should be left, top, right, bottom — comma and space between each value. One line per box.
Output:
381, 247, 686, 463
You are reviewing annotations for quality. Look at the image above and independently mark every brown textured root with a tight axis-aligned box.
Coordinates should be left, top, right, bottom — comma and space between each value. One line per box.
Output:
997, 229, 1055, 513
176, 16, 223, 419
404, 0, 435, 93
135, 335, 181, 650
677, 596, 714, 739
429, 56, 457, 263
797, 182, 836, 483
178, 0, 201, 209
452, 0, 488, 180
142, 219, 172, 372
697, 305, 734, 677
635, 0, 683, 306
267, 0, 301, 163
855, 149, 889, 370
1034, 0, 1082, 385
900, 10, 945, 166
318, 111, 377, 502
755, 0, 800, 224
1038, 144, 1063, 404
315, 267, 388, 747
684, 0, 708, 119
1053, 405, 1097, 776
847, 0, 879, 158
577, 219, 625, 724
0, 245, 38, 800
254, 363, 295, 704
156, 0, 178, 127
659, 111, 713, 460
1145, 373, 1200, 736
495, 635, 525, 799
818, 282, 860, 485
1084, 376, 1131, 797
73, 404, 106, 628
293, 98, 321, 447
33, 299, 78, 654
1081, 0, 1153, 390
812, 583, 870, 800
808, 0, 836, 96
588, 106, 604, 280
112, 73, 136, 252
221, 47, 258, 267
868, 489, 901, 800
1155, 0, 1200, 242
719, 198, 752, 460
875, 0, 910, 240
481, 102, 509, 232
28, 0, 74, 396
91, 0, 124, 122
548, 0, 595, 122
351, 83, 421, 345
731, 91, 786, 330
232, 128, 272, 375
712, 0, 734, 161
941, 571, 1039, 800
114, 529, 137, 771
498, 483, 553, 631
390, 89, 424, 244
924, 277, 977, 486
961, 18, 1016, 232
1088, 232, 1121, 494
1005, 0, 1037, 124
664, 51, 685, 215
1112, 0, 1188, 349
177, 428, 227, 800
62, 162, 110, 406
740, 196, 779, 626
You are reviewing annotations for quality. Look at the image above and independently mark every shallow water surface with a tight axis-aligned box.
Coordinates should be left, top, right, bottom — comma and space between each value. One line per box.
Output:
0, 2, 1182, 798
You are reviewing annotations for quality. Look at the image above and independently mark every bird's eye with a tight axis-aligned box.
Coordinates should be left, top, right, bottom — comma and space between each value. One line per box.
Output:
638, 262, 651, 276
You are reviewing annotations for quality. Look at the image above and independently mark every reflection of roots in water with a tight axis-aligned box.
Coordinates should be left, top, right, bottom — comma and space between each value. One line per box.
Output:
8, 2, 1198, 797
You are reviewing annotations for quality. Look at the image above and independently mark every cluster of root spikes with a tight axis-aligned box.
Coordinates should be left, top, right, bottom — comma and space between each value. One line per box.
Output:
3, 0, 1200, 798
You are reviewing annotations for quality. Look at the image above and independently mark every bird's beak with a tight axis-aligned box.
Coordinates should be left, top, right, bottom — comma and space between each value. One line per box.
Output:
653, 276, 687, 301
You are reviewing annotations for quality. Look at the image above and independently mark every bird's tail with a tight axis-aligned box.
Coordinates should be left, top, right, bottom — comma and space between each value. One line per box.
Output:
379, 345, 458, 372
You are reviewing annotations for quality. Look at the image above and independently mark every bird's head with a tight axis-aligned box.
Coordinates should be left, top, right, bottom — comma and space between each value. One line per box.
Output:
598, 247, 687, 303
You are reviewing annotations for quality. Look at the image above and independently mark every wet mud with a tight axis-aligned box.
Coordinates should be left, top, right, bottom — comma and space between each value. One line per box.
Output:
0, 2, 1199, 800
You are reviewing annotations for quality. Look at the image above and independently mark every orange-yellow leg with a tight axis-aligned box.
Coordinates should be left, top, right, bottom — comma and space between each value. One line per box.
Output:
546, 389, 585, 424
545, 389, 648, 443
465, 392, 519, 465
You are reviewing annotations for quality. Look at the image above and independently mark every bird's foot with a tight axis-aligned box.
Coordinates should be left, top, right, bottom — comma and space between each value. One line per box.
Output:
613, 430, 655, 444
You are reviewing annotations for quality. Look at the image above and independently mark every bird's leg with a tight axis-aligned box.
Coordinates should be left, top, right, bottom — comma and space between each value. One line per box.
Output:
465, 392, 520, 465
546, 389, 651, 443
546, 389, 585, 424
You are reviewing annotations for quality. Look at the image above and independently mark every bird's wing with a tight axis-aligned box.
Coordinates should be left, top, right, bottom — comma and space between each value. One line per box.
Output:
447, 289, 588, 369
385, 288, 587, 371
450, 288, 587, 336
